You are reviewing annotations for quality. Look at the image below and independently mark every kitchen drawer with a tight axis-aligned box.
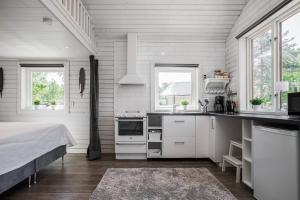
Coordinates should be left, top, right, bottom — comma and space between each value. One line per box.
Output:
163, 137, 195, 158
163, 116, 195, 137
115, 142, 147, 154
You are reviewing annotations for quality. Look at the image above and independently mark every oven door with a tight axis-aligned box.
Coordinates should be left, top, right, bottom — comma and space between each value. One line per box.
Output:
115, 118, 146, 142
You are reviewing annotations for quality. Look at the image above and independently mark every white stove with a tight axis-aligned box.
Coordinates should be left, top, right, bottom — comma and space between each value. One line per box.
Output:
114, 110, 147, 160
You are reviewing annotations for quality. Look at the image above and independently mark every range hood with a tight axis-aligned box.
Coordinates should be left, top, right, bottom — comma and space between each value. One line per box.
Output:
118, 33, 144, 85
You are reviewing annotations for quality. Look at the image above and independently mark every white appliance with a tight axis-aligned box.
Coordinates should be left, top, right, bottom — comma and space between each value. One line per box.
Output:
253, 125, 299, 200
114, 111, 147, 159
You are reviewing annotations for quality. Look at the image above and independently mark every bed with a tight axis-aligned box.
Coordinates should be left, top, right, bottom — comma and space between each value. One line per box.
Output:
0, 122, 76, 194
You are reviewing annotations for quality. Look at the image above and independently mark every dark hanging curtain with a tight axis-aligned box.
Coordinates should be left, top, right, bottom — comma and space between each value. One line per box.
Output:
87, 55, 101, 160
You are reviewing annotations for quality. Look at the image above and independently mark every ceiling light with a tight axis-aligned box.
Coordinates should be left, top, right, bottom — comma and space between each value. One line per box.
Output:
64, 46, 70, 49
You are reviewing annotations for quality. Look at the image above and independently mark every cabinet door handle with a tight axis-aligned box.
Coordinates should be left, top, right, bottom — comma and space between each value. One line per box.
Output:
174, 120, 185, 123
174, 141, 185, 145
211, 118, 214, 130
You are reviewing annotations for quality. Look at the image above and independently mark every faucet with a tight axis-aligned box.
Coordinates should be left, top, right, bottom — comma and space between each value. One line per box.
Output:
198, 100, 204, 112
199, 99, 209, 113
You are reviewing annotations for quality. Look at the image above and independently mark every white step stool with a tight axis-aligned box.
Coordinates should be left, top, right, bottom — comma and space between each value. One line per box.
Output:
222, 140, 242, 183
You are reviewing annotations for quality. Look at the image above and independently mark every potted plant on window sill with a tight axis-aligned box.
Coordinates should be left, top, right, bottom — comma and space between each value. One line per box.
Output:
50, 100, 56, 110
181, 100, 189, 111
250, 97, 264, 111
33, 99, 40, 110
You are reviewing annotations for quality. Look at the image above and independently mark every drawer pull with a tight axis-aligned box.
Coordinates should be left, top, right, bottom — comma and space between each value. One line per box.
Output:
174, 141, 185, 145
174, 120, 185, 123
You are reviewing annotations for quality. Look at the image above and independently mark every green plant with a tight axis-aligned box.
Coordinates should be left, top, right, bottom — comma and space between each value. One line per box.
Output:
250, 97, 264, 106
32, 72, 64, 107
50, 100, 56, 106
33, 99, 40, 106
181, 100, 189, 106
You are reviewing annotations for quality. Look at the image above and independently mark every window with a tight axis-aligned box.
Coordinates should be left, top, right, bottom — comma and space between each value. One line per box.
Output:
241, 5, 300, 112
20, 64, 67, 111
251, 28, 273, 110
280, 11, 300, 110
153, 66, 198, 111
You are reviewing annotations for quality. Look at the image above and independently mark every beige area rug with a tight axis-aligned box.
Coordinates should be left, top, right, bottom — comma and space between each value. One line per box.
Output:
90, 168, 238, 200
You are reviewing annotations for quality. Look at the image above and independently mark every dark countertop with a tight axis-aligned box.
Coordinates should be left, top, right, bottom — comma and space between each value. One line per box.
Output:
212, 113, 300, 126
147, 112, 300, 126
147, 112, 211, 116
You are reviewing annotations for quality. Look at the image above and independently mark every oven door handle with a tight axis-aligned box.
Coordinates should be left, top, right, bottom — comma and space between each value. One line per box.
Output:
116, 142, 146, 145
115, 119, 145, 122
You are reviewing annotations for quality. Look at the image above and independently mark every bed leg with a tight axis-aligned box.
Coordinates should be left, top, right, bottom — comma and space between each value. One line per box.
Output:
62, 155, 64, 165
28, 176, 31, 188
34, 172, 37, 184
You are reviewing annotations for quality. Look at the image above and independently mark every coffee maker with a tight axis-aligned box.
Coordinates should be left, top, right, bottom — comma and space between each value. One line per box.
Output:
214, 96, 225, 113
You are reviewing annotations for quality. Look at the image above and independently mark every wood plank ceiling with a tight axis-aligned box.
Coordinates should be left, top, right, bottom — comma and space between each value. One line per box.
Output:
0, 0, 91, 58
83, 0, 249, 41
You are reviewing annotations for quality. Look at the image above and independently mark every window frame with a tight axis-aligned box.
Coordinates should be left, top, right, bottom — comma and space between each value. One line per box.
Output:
239, 1, 300, 113
17, 61, 70, 114
151, 64, 199, 112
247, 25, 275, 111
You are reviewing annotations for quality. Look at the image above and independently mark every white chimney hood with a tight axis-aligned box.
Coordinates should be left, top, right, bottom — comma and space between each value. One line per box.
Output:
118, 33, 144, 85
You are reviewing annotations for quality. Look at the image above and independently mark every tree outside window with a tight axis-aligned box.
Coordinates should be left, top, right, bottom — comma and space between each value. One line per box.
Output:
20, 67, 65, 111
32, 71, 64, 108
281, 12, 300, 110
252, 29, 273, 110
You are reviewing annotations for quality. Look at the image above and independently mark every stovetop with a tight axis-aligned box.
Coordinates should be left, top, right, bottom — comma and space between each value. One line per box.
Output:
115, 110, 146, 118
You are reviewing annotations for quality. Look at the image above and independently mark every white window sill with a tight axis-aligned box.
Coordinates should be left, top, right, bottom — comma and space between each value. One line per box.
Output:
18, 109, 69, 116
154, 107, 199, 112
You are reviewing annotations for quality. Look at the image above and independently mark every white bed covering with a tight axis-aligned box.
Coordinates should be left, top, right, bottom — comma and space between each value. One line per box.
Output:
0, 122, 76, 175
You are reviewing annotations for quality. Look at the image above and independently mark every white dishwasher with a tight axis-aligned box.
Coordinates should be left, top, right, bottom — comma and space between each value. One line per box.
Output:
253, 125, 299, 200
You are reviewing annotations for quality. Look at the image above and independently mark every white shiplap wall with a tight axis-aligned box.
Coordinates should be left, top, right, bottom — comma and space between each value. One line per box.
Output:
0, 60, 90, 153
95, 39, 226, 153
95, 40, 115, 153
113, 39, 226, 119
225, 0, 286, 92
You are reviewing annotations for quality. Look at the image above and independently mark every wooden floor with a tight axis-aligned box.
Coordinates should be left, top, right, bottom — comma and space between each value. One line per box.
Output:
1, 154, 255, 200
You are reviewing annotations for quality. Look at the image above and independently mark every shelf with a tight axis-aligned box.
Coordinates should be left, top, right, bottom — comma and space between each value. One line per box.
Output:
148, 140, 162, 143
147, 127, 162, 130
242, 120, 252, 139
243, 180, 253, 188
204, 78, 230, 94
243, 157, 252, 163
243, 141, 252, 159
243, 137, 252, 142
147, 148, 162, 158
147, 156, 162, 158
242, 161, 253, 189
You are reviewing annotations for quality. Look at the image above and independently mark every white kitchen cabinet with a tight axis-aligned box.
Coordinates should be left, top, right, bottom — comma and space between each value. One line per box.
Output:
163, 116, 195, 137
209, 116, 216, 161
196, 116, 210, 158
209, 116, 242, 163
163, 115, 196, 158
163, 136, 196, 158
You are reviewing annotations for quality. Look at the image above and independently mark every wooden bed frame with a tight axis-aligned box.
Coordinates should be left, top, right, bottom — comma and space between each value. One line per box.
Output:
0, 145, 66, 194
